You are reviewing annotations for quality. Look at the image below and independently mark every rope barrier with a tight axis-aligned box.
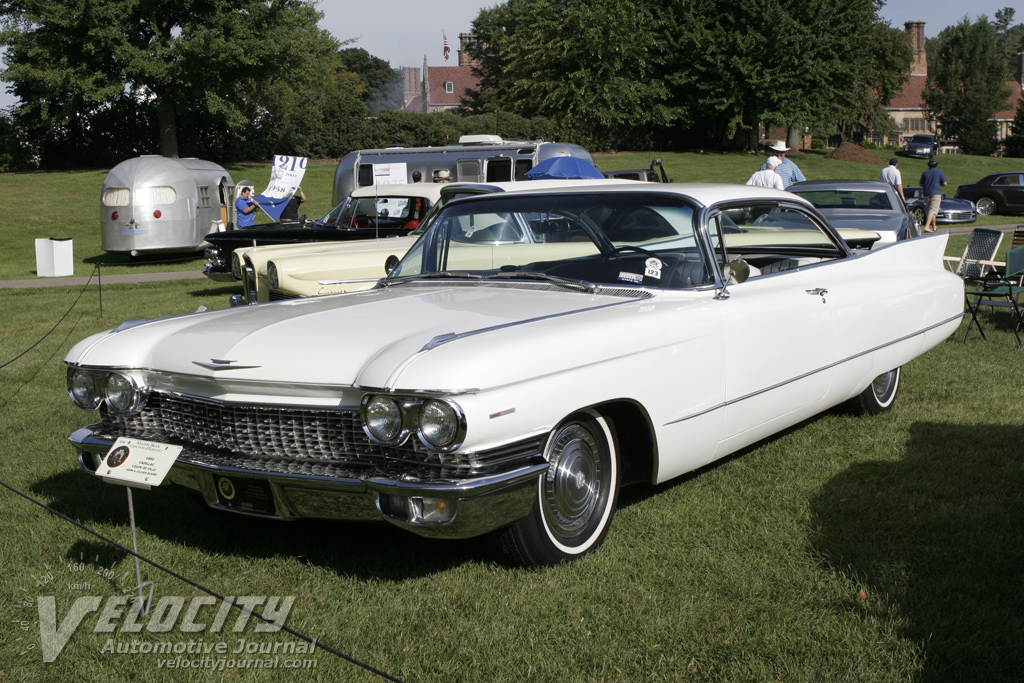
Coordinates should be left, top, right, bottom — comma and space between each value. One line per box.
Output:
0, 479, 409, 682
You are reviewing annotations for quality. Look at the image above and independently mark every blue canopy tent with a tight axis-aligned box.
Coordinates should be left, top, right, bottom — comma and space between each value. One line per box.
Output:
524, 156, 604, 180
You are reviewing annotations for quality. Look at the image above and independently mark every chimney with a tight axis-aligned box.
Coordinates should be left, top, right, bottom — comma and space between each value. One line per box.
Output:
905, 21, 927, 77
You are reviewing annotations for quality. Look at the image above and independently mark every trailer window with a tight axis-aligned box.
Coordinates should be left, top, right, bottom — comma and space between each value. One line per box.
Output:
515, 160, 533, 180
102, 188, 130, 207
198, 186, 211, 208
135, 186, 177, 205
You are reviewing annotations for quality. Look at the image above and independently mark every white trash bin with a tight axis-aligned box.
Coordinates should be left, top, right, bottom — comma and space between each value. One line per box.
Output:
35, 237, 74, 277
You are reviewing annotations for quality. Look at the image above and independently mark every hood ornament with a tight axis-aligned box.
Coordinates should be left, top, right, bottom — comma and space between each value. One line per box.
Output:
192, 359, 261, 370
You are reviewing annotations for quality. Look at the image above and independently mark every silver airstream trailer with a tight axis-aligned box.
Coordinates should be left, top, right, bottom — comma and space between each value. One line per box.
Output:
332, 135, 593, 204
100, 156, 235, 255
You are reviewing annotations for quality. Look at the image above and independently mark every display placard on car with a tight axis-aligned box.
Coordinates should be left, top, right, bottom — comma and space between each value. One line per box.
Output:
97, 437, 182, 490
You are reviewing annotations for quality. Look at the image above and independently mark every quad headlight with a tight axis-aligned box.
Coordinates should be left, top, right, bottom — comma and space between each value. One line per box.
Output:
418, 399, 460, 449
68, 368, 102, 410
67, 367, 148, 415
360, 395, 466, 452
363, 396, 403, 442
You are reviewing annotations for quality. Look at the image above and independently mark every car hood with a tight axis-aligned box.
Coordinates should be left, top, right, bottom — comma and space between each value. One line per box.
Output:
814, 210, 905, 232
65, 285, 700, 393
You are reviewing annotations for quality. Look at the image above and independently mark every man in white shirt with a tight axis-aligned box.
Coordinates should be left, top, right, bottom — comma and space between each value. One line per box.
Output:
746, 156, 784, 190
879, 158, 905, 200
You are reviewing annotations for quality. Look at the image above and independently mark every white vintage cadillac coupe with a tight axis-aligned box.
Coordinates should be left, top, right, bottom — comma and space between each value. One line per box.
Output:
66, 184, 964, 565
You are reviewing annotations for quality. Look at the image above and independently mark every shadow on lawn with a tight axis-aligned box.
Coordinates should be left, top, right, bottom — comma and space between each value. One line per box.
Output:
31, 469, 487, 582
809, 421, 1024, 682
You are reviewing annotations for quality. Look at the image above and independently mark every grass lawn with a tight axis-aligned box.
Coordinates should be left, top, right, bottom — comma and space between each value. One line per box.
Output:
1, 162, 1024, 682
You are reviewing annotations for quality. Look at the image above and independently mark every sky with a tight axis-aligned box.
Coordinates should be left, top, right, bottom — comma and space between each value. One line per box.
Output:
0, 0, 1017, 110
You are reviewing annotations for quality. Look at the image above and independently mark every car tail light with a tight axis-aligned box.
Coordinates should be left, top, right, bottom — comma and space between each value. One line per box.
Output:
153, 210, 162, 218
111, 211, 119, 220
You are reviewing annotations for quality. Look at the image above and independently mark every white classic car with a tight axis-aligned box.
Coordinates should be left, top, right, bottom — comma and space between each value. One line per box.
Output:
66, 184, 963, 566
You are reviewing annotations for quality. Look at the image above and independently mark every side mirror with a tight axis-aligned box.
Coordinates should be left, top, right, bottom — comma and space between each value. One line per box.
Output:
723, 258, 751, 285
384, 255, 400, 275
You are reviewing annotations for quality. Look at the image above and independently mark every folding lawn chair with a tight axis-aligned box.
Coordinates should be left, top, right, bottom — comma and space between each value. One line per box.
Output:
962, 245, 1024, 348
944, 227, 1003, 279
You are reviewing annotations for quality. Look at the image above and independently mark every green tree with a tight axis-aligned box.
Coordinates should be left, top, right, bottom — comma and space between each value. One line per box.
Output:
469, 0, 678, 150
923, 17, 1011, 155
0, 0, 336, 158
468, 0, 911, 151
339, 48, 403, 111
994, 8, 1024, 81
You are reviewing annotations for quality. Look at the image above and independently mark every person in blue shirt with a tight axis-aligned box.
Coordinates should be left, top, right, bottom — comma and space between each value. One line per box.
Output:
235, 187, 260, 228
761, 140, 806, 188
919, 157, 947, 233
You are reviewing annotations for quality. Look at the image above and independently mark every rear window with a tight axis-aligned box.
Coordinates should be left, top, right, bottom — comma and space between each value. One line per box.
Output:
102, 188, 130, 207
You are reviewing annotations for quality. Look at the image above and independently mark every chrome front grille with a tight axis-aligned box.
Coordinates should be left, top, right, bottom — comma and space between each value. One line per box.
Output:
102, 392, 541, 479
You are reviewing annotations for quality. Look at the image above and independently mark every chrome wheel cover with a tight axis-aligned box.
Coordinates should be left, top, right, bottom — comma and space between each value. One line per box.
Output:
542, 422, 607, 541
976, 197, 995, 216
871, 369, 899, 407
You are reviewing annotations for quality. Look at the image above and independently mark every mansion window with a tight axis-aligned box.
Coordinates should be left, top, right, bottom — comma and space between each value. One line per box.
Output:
444, 81, 454, 94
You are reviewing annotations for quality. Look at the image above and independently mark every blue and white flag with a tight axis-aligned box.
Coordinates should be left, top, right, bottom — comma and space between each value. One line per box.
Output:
255, 155, 308, 221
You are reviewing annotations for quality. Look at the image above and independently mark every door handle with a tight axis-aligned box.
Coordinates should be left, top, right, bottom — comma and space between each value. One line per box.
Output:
806, 288, 828, 303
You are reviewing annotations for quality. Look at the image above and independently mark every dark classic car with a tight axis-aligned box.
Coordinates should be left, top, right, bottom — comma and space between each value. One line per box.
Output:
904, 186, 977, 224
787, 179, 920, 247
954, 172, 1024, 216
902, 134, 937, 159
202, 184, 444, 281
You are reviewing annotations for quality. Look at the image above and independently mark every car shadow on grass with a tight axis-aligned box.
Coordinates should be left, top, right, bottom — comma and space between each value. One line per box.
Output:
30, 468, 502, 581
808, 421, 1024, 682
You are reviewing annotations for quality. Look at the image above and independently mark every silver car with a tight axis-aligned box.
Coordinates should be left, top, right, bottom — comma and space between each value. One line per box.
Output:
787, 179, 921, 248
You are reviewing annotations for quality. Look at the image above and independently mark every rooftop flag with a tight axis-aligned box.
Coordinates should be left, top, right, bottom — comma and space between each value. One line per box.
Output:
443, 32, 450, 61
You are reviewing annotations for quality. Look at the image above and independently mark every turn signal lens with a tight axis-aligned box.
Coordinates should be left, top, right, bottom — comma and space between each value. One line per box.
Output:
153, 210, 162, 218
111, 211, 119, 220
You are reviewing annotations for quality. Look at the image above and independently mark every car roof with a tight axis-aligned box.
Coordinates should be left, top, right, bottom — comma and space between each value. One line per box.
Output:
788, 179, 892, 191
442, 182, 815, 210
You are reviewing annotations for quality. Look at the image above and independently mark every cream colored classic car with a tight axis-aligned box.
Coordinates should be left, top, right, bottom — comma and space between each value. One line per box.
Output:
231, 180, 642, 305
67, 183, 955, 566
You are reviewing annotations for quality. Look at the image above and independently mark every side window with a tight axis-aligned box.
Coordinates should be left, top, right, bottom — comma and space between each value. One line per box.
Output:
712, 204, 844, 279
515, 159, 533, 180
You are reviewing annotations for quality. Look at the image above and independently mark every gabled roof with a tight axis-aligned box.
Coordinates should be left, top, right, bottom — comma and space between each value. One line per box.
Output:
426, 66, 481, 108
993, 81, 1022, 121
889, 75, 928, 111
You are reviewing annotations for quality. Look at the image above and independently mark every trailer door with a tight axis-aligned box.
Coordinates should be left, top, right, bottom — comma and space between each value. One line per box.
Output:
485, 157, 512, 182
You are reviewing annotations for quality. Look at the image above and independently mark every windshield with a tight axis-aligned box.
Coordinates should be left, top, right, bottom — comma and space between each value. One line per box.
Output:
909, 135, 933, 144
791, 189, 893, 211
388, 193, 711, 290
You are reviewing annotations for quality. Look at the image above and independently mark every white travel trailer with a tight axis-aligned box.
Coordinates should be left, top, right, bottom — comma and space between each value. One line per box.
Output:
332, 135, 593, 204
100, 156, 236, 255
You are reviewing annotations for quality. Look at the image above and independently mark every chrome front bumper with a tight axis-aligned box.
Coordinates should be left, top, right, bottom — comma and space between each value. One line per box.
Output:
70, 426, 545, 539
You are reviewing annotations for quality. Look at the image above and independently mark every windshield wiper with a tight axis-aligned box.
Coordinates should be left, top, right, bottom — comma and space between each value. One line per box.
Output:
381, 271, 483, 286
484, 270, 599, 293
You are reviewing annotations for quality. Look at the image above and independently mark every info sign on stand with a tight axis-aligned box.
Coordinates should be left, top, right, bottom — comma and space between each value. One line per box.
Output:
96, 438, 182, 615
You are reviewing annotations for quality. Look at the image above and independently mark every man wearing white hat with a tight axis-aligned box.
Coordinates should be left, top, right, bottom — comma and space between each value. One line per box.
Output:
760, 140, 805, 188
746, 156, 785, 190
